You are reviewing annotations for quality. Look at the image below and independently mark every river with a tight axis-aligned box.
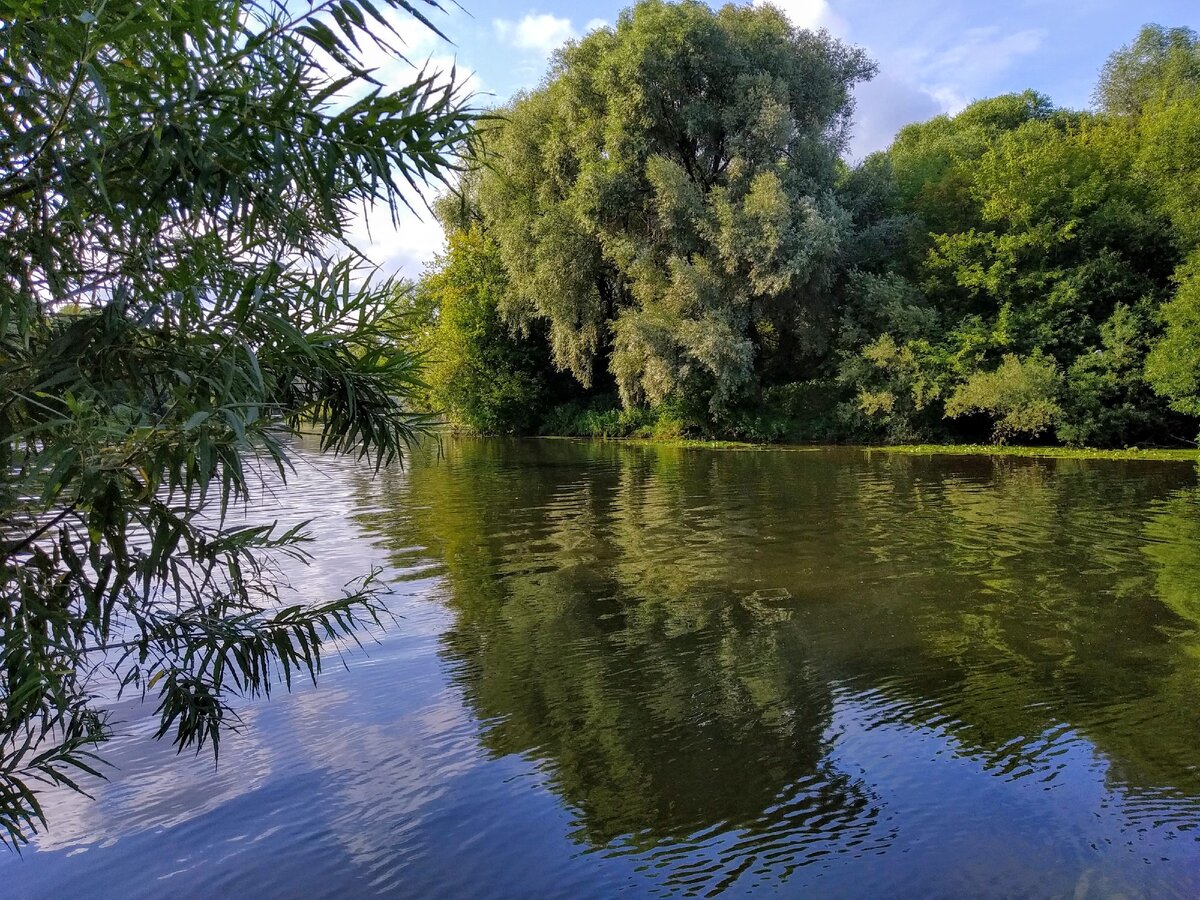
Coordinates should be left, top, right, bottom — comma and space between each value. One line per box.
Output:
7, 438, 1200, 897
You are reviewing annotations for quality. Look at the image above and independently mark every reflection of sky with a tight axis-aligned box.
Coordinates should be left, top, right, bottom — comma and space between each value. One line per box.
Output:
7, 446, 1200, 897
20, 662, 1200, 897
820, 691, 1200, 898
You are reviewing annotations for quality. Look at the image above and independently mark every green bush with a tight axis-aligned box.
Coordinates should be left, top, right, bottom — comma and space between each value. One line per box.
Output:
539, 396, 695, 440
1146, 253, 1200, 418
945, 353, 1064, 442
417, 227, 553, 434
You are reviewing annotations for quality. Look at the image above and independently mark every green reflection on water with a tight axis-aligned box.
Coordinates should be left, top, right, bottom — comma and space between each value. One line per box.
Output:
355, 438, 1200, 864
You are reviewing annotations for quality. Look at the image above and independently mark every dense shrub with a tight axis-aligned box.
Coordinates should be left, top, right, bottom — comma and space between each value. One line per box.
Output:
413, 227, 554, 434
945, 353, 1064, 442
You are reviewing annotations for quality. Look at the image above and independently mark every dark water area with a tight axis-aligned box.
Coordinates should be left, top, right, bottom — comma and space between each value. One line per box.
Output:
7, 438, 1200, 898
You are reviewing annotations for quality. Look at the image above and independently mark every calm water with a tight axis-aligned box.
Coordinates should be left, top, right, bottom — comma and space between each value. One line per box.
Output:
7, 438, 1200, 898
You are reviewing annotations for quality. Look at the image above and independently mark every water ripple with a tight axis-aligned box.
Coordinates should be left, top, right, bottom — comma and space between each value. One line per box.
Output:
7, 438, 1200, 898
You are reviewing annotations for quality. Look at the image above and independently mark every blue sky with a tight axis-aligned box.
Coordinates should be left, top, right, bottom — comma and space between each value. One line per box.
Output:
360, 0, 1199, 275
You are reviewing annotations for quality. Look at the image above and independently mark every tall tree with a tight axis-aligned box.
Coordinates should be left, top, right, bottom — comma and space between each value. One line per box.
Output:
1146, 254, 1200, 418
476, 0, 873, 422
1109, 26, 1200, 430
0, 0, 473, 846
837, 91, 1187, 447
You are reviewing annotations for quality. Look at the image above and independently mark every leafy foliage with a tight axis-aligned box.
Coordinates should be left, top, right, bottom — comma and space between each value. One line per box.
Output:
1136, 75, 1200, 248
416, 226, 554, 433
472, 0, 873, 423
1146, 252, 1200, 416
945, 353, 1064, 442
835, 78, 1192, 447
1095, 24, 1200, 116
0, 0, 473, 847
412, 17, 1199, 449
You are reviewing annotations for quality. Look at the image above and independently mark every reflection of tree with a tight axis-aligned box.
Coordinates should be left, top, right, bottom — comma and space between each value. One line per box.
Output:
358, 439, 885, 889
781, 453, 1200, 802
1146, 482, 1200, 625
356, 439, 1200, 867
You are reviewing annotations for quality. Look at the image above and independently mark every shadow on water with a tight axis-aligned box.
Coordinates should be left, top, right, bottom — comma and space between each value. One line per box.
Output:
354, 437, 1200, 895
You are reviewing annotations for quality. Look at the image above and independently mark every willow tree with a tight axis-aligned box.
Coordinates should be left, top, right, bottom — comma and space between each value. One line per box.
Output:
0, 0, 473, 846
476, 0, 873, 420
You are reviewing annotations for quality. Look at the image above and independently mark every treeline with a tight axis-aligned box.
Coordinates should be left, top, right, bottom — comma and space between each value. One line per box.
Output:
399, 0, 1200, 447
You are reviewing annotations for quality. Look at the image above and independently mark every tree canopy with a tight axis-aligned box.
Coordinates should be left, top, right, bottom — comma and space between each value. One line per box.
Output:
413, 17, 1200, 448
0, 0, 472, 846
445, 0, 874, 421
1095, 24, 1200, 116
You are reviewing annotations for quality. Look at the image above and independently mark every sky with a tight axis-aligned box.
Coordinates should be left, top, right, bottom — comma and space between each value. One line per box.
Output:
354, 0, 1199, 277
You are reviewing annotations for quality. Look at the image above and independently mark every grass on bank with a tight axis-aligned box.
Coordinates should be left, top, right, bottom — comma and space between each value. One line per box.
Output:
865, 443, 1199, 462
533, 434, 1198, 461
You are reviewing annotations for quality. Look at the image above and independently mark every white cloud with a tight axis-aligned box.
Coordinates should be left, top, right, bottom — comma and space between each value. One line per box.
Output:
323, 8, 438, 90
754, 0, 847, 35
493, 13, 576, 55
846, 22, 1047, 152
892, 26, 1047, 114
929, 27, 1046, 83
327, 7, 482, 279
929, 85, 969, 116
319, 8, 480, 110
750, 1, 944, 158
347, 186, 452, 278
355, 52, 484, 277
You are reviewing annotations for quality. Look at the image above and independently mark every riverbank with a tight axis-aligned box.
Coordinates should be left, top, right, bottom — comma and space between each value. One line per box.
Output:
868, 443, 1199, 462
533, 434, 1199, 462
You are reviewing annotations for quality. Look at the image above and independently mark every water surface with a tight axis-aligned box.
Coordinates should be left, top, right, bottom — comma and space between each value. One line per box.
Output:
7, 438, 1200, 897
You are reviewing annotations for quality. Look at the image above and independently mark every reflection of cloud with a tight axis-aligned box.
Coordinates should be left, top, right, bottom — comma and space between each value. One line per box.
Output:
290, 681, 483, 882
19, 440, 1200, 895
33, 700, 274, 854
26, 452, 407, 855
